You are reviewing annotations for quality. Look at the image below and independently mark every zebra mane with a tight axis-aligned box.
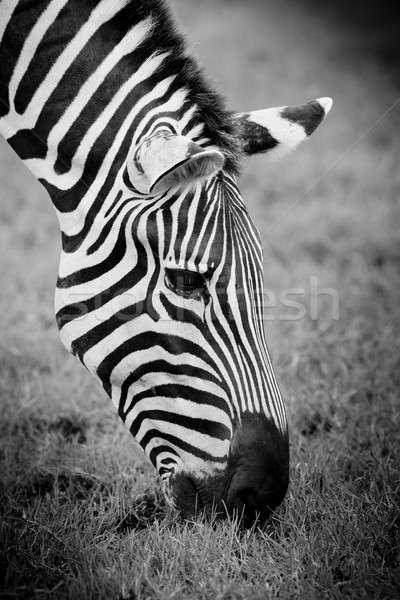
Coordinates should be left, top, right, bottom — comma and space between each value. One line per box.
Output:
130, 0, 240, 173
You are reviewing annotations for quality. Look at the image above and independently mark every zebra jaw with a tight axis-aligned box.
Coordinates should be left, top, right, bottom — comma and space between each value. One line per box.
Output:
127, 128, 225, 195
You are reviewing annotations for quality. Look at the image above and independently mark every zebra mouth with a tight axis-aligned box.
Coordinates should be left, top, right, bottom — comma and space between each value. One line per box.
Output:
169, 472, 231, 519
187, 476, 206, 513
170, 472, 207, 517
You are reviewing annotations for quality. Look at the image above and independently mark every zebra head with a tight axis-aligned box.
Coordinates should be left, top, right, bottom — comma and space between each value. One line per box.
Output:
0, 0, 332, 526
86, 98, 331, 525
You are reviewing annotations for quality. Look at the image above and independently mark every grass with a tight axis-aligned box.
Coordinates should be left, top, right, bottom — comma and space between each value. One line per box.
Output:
1, 0, 400, 598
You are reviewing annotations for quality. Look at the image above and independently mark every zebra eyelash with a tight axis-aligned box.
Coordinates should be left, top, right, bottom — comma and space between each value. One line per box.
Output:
164, 268, 209, 300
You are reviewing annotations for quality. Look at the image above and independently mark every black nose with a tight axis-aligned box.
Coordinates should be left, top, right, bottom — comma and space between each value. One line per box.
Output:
226, 413, 289, 526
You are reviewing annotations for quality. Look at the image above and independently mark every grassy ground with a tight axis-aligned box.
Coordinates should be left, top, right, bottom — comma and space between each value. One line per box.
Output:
1, 0, 400, 598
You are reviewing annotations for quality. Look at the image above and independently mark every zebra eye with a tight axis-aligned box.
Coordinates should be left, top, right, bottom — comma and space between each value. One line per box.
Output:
165, 268, 207, 298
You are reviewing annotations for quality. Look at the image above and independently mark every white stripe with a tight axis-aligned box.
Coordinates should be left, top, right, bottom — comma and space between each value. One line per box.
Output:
82, 316, 213, 375
47, 17, 154, 155
3, 0, 132, 134
166, 187, 189, 264
0, 0, 19, 45
134, 420, 229, 458
8, 0, 70, 106
125, 393, 232, 432
146, 440, 226, 477
176, 183, 201, 266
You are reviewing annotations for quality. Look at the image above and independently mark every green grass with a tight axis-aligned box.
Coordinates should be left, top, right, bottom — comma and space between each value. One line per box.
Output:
1, 0, 400, 598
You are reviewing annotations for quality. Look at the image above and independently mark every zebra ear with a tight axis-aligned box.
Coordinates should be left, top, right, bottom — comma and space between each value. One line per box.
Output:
127, 129, 225, 195
234, 97, 332, 159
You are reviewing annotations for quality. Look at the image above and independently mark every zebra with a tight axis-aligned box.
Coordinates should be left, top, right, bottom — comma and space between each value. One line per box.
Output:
0, 0, 332, 525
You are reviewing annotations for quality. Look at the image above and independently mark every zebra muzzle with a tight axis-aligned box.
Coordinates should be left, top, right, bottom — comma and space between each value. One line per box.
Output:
168, 412, 289, 526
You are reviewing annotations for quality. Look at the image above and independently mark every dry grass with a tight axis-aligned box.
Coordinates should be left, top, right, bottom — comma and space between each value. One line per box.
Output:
1, 0, 400, 598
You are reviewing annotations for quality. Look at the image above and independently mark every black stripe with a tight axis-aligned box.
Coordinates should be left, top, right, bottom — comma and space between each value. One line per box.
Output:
86, 199, 133, 255
104, 190, 123, 218
130, 410, 230, 440
56, 237, 147, 328
96, 332, 220, 386
123, 383, 230, 421
71, 301, 146, 362
57, 215, 129, 288
159, 293, 206, 330
13, 2, 94, 116
118, 359, 222, 416
139, 429, 227, 463
149, 445, 179, 467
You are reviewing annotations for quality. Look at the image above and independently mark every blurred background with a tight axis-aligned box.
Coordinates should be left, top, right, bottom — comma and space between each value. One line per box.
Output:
0, 0, 399, 596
